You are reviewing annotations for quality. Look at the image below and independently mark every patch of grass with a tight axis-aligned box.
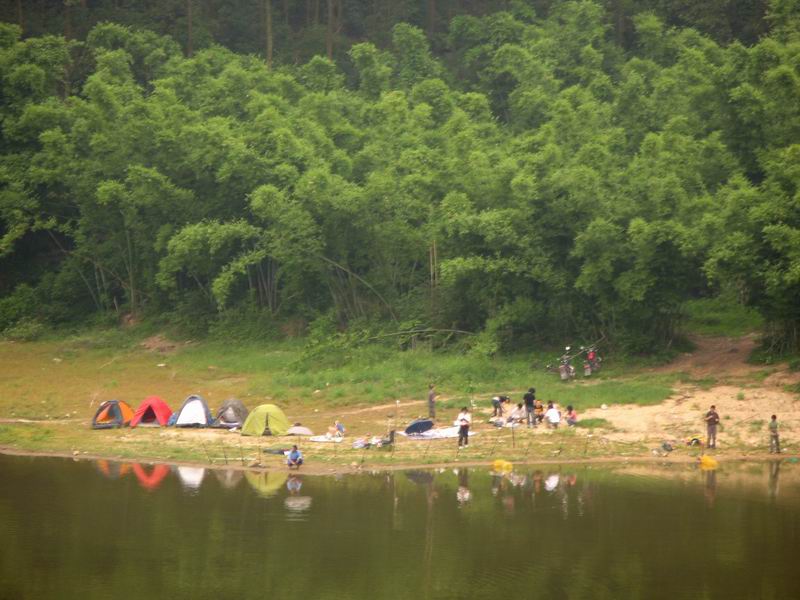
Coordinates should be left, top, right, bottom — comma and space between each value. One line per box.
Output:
749, 419, 765, 433
575, 418, 613, 429
679, 374, 718, 389
784, 383, 800, 395
541, 379, 674, 412
683, 294, 763, 337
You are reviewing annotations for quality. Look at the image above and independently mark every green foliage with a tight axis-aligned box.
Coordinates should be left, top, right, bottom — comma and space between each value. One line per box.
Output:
2, 317, 45, 341
683, 292, 764, 336
0, 3, 799, 354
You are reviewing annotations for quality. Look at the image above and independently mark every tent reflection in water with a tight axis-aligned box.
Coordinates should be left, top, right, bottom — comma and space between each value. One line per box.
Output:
133, 463, 171, 491
214, 468, 243, 489
245, 470, 288, 498
94, 459, 132, 479
176, 465, 206, 490
168, 395, 213, 427
240, 404, 290, 437
91, 400, 134, 429
212, 398, 249, 429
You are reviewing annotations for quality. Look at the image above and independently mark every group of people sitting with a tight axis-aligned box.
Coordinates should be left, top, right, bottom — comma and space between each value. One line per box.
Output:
491, 389, 578, 428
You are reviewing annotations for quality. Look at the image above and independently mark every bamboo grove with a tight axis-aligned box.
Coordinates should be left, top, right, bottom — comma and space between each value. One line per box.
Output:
1, 1, 799, 352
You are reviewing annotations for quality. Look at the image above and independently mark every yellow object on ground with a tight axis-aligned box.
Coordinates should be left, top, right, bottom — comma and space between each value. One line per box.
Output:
699, 455, 719, 470
492, 459, 513, 472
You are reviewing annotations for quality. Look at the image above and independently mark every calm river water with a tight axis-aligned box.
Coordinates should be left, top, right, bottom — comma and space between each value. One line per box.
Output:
0, 454, 798, 599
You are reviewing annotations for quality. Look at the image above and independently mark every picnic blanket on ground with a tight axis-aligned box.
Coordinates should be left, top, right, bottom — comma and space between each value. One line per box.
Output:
309, 435, 344, 443
398, 426, 478, 440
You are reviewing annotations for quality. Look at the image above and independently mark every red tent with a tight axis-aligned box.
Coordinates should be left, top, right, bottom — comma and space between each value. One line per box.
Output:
130, 396, 173, 427
132, 463, 170, 491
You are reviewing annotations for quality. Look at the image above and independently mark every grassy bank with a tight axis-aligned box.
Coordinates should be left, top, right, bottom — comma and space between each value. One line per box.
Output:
1, 323, 792, 469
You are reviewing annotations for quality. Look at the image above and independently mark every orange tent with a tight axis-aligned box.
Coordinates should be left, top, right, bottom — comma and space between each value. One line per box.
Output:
92, 400, 135, 429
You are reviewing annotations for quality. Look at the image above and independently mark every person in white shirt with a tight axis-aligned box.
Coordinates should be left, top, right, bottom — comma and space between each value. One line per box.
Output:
544, 402, 561, 429
507, 403, 525, 425
456, 407, 472, 447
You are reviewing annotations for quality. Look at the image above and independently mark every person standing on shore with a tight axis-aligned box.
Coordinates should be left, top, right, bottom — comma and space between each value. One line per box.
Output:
705, 405, 720, 449
769, 414, 780, 454
427, 383, 438, 419
523, 387, 536, 428
456, 407, 471, 448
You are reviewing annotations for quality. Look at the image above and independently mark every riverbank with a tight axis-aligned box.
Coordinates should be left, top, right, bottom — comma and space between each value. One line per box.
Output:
1, 331, 798, 470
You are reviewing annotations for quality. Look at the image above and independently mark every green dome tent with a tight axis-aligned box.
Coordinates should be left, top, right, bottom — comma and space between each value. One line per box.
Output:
241, 403, 291, 436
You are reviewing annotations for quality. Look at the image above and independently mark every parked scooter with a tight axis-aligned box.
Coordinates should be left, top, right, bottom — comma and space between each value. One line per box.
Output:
556, 346, 576, 380
586, 346, 602, 374
578, 346, 603, 376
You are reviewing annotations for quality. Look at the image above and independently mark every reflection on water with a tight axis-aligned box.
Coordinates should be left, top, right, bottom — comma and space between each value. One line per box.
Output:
1, 455, 799, 600
176, 465, 206, 490
132, 462, 169, 490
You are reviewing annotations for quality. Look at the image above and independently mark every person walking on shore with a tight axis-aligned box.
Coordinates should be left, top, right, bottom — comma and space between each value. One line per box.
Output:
427, 383, 437, 419
705, 405, 720, 449
769, 414, 780, 454
523, 387, 536, 428
456, 407, 471, 448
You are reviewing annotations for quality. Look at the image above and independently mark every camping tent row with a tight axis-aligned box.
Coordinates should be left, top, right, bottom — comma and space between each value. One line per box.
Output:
92, 397, 291, 436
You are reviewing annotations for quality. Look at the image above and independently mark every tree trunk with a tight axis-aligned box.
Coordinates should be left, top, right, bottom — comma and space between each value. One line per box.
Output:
427, 0, 437, 39
313, 0, 320, 25
265, 0, 273, 69
186, 0, 194, 57
326, 0, 334, 60
16, 0, 24, 33
124, 226, 137, 314
64, 1, 72, 40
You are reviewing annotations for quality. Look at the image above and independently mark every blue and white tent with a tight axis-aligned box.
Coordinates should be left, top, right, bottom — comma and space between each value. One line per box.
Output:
168, 395, 213, 427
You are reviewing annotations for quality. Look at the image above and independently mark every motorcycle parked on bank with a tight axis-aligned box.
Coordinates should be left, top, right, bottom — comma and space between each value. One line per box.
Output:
545, 346, 577, 381
581, 345, 602, 376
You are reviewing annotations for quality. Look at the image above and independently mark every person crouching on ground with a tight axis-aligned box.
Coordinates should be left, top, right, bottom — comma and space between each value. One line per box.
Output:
456, 407, 471, 447
287, 445, 303, 469
534, 398, 545, 425
491, 395, 509, 417
327, 420, 345, 438
507, 403, 525, 425
565, 405, 578, 427
544, 402, 561, 429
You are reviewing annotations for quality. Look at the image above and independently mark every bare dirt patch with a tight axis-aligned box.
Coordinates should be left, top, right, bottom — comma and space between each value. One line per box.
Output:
140, 335, 183, 353
584, 335, 799, 450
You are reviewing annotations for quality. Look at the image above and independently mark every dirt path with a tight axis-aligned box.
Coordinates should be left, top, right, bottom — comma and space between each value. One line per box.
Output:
650, 334, 763, 379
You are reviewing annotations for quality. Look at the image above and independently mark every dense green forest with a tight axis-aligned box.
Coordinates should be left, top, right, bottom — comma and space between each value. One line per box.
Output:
1, 0, 799, 353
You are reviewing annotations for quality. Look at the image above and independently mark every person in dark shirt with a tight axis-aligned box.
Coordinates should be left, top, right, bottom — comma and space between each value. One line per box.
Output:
704, 405, 720, 449
523, 387, 536, 428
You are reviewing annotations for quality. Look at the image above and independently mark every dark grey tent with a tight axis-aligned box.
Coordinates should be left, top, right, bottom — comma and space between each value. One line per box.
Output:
212, 398, 249, 429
